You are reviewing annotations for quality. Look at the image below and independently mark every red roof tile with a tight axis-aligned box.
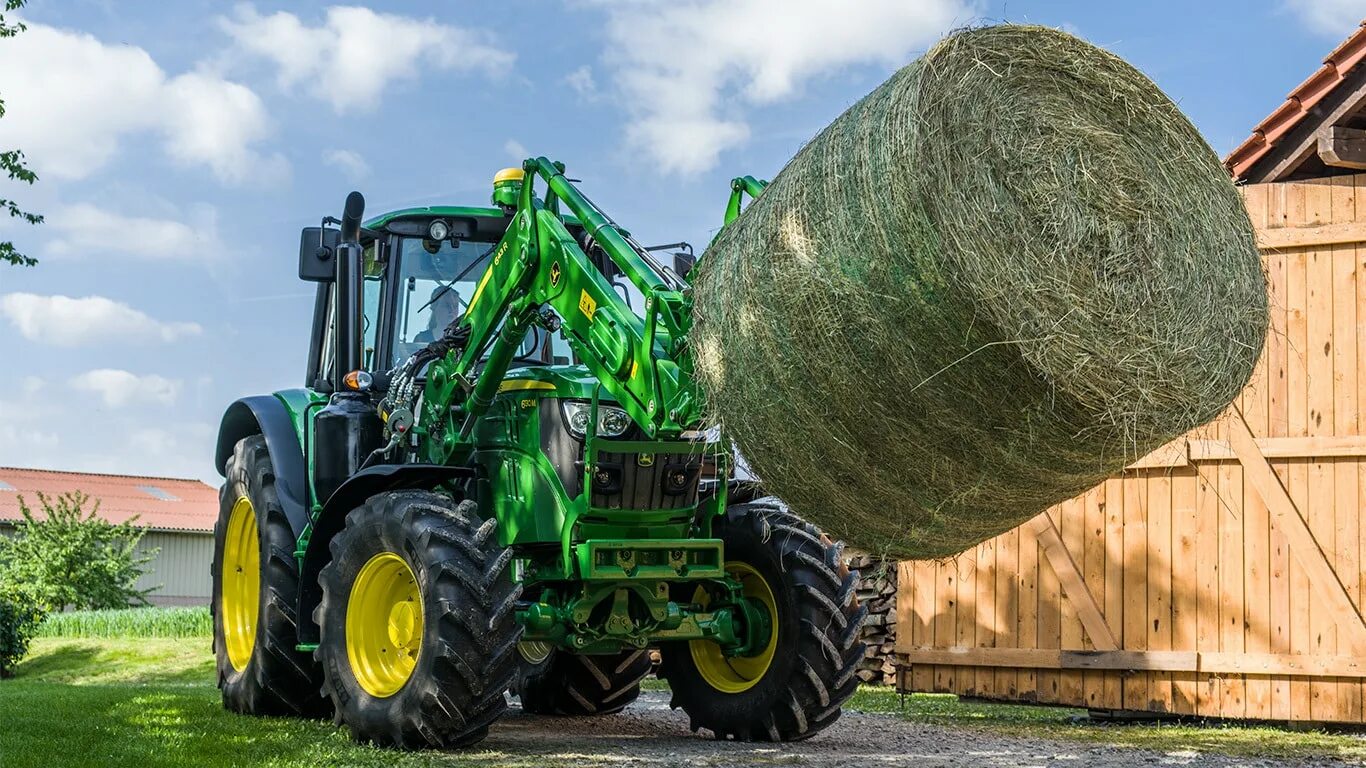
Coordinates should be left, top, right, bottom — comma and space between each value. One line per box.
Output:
1226, 19, 1366, 181
0, 467, 218, 533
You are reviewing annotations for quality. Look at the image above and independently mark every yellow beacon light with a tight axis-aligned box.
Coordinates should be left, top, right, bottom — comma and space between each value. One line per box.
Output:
492, 167, 525, 209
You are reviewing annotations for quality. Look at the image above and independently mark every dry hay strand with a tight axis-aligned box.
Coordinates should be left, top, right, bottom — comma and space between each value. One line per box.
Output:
690, 25, 1267, 559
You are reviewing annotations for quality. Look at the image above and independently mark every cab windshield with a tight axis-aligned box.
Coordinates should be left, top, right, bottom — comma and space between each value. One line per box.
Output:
389, 236, 573, 368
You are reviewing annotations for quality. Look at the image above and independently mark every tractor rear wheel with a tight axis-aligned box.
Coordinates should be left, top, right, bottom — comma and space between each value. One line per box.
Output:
212, 435, 326, 716
315, 491, 520, 749
515, 647, 651, 716
658, 500, 866, 741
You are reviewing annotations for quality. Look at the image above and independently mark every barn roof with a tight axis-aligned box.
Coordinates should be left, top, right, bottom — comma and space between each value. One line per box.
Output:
1226, 19, 1366, 183
0, 467, 218, 533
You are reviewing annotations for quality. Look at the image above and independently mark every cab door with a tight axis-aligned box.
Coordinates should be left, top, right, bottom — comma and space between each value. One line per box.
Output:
303, 235, 394, 391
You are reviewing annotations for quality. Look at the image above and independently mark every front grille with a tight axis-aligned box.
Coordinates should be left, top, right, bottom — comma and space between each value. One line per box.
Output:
538, 400, 704, 510
583, 449, 701, 510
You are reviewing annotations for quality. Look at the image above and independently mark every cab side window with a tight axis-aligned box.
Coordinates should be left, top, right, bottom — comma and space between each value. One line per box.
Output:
362, 240, 386, 370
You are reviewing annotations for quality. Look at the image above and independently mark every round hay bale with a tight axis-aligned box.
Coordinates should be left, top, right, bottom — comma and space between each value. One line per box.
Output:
690, 25, 1267, 559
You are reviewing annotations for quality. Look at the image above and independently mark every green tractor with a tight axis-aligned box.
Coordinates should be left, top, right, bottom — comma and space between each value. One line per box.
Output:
211, 161, 864, 748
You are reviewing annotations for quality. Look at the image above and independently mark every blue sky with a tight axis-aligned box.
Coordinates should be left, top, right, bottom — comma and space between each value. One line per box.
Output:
0, 0, 1359, 484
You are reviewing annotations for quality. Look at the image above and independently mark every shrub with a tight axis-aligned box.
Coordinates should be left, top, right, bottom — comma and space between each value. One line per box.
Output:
0, 585, 45, 678
0, 491, 155, 611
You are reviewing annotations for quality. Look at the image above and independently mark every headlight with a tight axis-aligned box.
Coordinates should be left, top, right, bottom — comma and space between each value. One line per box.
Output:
561, 401, 632, 438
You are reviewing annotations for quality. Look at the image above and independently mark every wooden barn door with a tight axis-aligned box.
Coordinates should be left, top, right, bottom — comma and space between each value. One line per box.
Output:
896, 174, 1366, 723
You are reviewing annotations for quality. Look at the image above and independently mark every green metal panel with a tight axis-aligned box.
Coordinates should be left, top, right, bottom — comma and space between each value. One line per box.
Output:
273, 387, 327, 512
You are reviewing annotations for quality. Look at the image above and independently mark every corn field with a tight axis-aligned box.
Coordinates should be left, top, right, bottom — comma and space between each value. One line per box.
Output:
36, 606, 210, 638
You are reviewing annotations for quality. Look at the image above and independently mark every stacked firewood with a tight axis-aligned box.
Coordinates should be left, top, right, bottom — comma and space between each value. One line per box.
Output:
849, 553, 898, 685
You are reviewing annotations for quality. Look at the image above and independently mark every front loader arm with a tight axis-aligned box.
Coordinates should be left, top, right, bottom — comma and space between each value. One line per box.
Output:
417, 158, 704, 465
723, 175, 768, 226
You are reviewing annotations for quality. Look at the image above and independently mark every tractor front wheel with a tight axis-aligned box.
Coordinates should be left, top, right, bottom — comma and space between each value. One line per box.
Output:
316, 491, 521, 749
212, 435, 326, 716
658, 500, 866, 741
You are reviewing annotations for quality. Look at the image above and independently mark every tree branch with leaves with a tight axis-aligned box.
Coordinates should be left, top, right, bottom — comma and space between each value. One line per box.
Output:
0, 491, 156, 611
0, 0, 41, 268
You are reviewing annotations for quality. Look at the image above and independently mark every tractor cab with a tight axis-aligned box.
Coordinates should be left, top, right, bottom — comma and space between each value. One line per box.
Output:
298, 202, 571, 394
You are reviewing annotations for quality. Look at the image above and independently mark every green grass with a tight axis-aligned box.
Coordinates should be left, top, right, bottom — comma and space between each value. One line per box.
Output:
4, 638, 599, 768
6, 632, 1366, 766
36, 606, 211, 639
848, 687, 1366, 762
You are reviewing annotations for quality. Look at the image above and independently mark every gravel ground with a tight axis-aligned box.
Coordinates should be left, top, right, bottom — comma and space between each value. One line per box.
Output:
468, 691, 1358, 768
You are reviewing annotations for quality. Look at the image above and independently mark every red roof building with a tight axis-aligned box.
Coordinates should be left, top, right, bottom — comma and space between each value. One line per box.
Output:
1227, 20, 1366, 183
0, 466, 218, 533
0, 467, 220, 606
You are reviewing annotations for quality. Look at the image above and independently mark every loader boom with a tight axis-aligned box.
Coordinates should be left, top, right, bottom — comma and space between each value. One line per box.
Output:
414, 158, 705, 466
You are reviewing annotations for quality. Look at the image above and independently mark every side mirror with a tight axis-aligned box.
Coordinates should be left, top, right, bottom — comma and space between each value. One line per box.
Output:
299, 227, 340, 282
673, 251, 697, 278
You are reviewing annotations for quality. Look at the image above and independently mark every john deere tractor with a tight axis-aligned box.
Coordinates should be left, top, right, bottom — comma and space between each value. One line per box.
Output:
211, 161, 864, 748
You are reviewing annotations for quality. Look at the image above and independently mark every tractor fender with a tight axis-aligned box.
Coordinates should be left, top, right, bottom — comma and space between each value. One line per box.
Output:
215, 396, 310, 539
295, 462, 474, 644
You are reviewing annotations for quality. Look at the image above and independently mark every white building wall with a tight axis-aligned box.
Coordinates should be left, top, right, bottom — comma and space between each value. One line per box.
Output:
134, 531, 213, 607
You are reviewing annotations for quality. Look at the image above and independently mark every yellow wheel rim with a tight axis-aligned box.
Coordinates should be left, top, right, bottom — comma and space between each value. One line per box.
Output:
347, 552, 423, 697
221, 496, 260, 672
689, 561, 779, 694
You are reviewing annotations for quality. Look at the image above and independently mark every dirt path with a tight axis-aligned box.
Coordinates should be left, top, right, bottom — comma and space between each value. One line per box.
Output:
467, 691, 1356, 768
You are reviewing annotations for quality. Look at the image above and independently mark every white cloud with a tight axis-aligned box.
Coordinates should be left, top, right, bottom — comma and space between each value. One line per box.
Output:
0, 21, 284, 184
117, 423, 217, 479
504, 139, 529, 161
0, 423, 59, 453
45, 203, 221, 261
0, 377, 61, 455
323, 149, 371, 182
593, 0, 973, 175
219, 4, 515, 113
0, 293, 203, 346
70, 369, 182, 408
565, 65, 597, 96
1286, 1, 1366, 36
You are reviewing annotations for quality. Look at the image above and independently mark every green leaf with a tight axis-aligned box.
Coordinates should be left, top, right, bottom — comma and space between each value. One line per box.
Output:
0, 1, 41, 268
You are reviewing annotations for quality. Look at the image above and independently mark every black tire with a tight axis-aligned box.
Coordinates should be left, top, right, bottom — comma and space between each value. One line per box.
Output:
658, 500, 866, 741
316, 491, 521, 749
212, 435, 327, 716
516, 648, 651, 716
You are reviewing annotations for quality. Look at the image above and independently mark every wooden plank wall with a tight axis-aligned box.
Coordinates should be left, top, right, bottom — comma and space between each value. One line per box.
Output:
896, 174, 1366, 723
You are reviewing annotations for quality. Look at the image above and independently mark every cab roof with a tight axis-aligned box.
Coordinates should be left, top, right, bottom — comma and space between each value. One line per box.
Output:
365, 205, 583, 232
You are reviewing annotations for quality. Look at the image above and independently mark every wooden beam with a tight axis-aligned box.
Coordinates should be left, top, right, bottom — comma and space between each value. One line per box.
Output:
1245, 65, 1366, 182
1257, 220, 1366, 250
1225, 407, 1366, 655
902, 647, 1061, 669
1061, 650, 1198, 672
899, 648, 1366, 678
1126, 440, 1189, 469
1026, 515, 1120, 650
1185, 435, 1366, 462
1200, 652, 1366, 678
1317, 126, 1366, 170
899, 648, 1200, 674
1122, 434, 1366, 470
894, 561, 915, 655
1123, 434, 1366, 472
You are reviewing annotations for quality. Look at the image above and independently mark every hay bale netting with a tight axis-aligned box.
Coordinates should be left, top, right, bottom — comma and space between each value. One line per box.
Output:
690, 25, 1268, 559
